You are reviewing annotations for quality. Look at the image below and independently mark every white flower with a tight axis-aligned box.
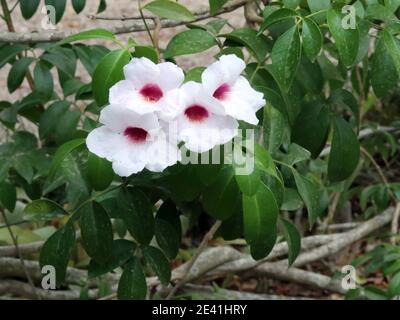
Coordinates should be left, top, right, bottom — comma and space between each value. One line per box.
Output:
109, 57, 184, 117
202, 54, 265, 125
169, 81, 239, 153
86, 104, 181, 177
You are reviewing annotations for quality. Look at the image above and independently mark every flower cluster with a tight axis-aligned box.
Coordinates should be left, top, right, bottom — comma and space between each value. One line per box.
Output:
86, 54, 265, 177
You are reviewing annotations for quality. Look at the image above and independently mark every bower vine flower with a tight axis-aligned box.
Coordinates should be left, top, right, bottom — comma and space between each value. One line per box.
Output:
109, 57, 184, 116
86, 104, 181, 177
202, 54, 265, 125
168, 81, 239, 153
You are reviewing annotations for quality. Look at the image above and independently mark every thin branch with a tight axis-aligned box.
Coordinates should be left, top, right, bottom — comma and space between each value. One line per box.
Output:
166, 220, 222, 300
391, 202, 400, 245
0, 0, 252, 43
0, 209, 39, 299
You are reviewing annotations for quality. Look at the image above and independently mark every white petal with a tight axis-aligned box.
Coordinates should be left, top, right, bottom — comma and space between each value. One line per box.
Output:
99, 104, 160, 134
109, 80, 159, 114
157, 62, 184, 91
177, 114, 238, 153
146, 132, 181, 172
232, 76, 265, 112
202, 54, 246, 94
156, 88, 185, 121
86, 126, 129, 160
181, 81, 225, 116
123, 57, 160, 89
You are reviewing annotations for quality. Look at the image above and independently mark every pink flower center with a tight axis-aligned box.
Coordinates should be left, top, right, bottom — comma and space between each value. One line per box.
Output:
124, 127, 148, 143
213, 83, 230, 100
184, 105, 209, 122
139, 83, 163, 102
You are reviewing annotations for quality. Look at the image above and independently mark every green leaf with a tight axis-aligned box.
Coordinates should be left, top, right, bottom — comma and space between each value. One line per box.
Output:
243, 183, 279, 260
45, 0, 67, 24
39, 223, 76, 286
383, 29, 400, 75
39, 101, 69, 139
291, 100, 331, 158
132, 45, 158, 63
156, 200, 182, 238
40, 52, 75, 78
371, 37, 399, 97
209, 0, 228, 16
307, 0, 331, 22
23, 199, 67, 221
80, 202, 113, 264
219, 205, 243, 240
184, 67, 205, 83
258, 8, 298, 34
87, 152, 114, 191
233, 146, 261, 196
48, 138, 85, 179
88, 239, 136, 278
59, 29, 117, 46
202, 166, 240, 220
0, 44, 27, 69
117, 258, 147, 300
329, 89, 360, 129
328, 116, 360, 182
281, 218, 301, 266
155, 218, 180, 260
92, 49, 131, 107
301, 17, 322, 62
292, 169, 320, 228
97, 0, 106, 13
142, 246, 171, 285
263, 104, 286, 154
72, 0, 86, 14
0, 181, 17, 212
118, 187, 154, 245
286, 143, 311, 165
144, 0, 194, 22
164, 29, 216, 58
271, 25, 301, 91
221, 28, 269, 62
14, 155, 34, 183
33, 61, 54, 101
7, 57, 34, 93
388, 272, 400, 297
253, 143, 279, 181
20, 0, 40, 19
327, 9, 359, 67
283, 0, 300, 9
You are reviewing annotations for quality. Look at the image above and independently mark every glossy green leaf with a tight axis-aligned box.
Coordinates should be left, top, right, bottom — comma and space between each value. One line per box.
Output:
184, 67, 205, 83
24, 199, 67, 221
291, 100, 331, 158
209, 0, 228, 16
39, 223, 76, 286
281, 218, 301, 266
48, 138, 85, 179
20, 0, 40, 19
371, 37, 399, 97
328, 116, 360, 182
202, 166, 240, 220
33, 61, 54, 101
388, 272, 400, 297
286, 143, 311, 165
72, 0, 86, 14
233, 147, 261, 196
302, 17, 322, 62
118, 187, 154, 245
132, 45, 158, 63
45, 0, 67, 24
142, 246, 171, 285
155, 218, 180, 260
59, 29, 117, 46
92, 49, 130, 107
327, 9, 359, 67
292, 169, 320, 228
222, 28, 269, 62
263, 104, 286, 154
87, 152, 114, 191
0, 181, 17, 212
7, 57, 34, 93
88, 240, 136, 278
144, 0, 194, 22
80, 202, 113, 264
0, 44, 27, 69
383, 29, 400, 75
258, 8, 298, 34
117, 258, 147, 300
164, 29, 216, 58
156, 199, 182, 238
243, 183, 279, 260
271, 25, 301, 91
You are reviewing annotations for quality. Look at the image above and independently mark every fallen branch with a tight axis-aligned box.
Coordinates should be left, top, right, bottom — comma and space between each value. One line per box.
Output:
0, 0, 251, 43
